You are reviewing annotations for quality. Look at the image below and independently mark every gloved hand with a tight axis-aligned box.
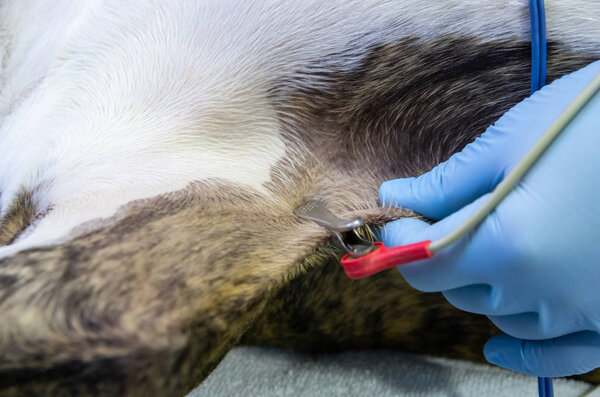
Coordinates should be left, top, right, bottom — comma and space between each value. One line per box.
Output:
379, 60, 600, 378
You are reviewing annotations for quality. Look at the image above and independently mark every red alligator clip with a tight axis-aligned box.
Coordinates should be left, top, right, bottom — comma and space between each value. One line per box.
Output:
340, 241, 433, 279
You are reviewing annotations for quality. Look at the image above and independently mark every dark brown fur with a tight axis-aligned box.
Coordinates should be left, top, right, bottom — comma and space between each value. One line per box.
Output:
0, 35, 599, 396
0, 189, 34, 246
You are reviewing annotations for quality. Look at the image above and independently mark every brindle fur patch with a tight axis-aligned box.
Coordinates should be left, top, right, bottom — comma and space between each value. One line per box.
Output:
0, 189, 34, 246
0, 179, 411, 396
243, 254, 498, 363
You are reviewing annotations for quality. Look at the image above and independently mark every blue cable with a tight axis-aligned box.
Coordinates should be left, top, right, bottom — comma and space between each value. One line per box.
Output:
530, 1, 552, 396
538, 377, 554, 397
530, 0, 547, 94
537, 0, 547, 89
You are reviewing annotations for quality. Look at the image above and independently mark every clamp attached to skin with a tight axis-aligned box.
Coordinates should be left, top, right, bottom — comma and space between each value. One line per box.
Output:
295, 200, 431, 279
294, 200, 375, 258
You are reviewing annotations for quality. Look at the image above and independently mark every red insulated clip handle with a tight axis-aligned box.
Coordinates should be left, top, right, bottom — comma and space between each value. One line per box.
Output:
340, 241, 433, 279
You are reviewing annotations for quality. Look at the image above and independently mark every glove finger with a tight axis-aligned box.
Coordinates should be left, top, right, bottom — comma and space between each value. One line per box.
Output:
383, 195, 546, 317
380, 217, 430, 246
487, 312, 551, 341
381, 195, 491, 293
442, 284, 526, 316
488, 305, 588, 341
384, 217, 536, 316
379, 141, 503, 220
484, 332, 600, 377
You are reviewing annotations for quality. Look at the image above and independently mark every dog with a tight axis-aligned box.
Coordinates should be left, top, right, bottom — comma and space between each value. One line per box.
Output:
1, 1, 599, 395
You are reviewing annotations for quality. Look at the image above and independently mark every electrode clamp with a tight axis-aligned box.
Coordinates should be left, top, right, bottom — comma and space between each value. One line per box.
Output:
294, 200, 375, 258
295, 200, 432, 279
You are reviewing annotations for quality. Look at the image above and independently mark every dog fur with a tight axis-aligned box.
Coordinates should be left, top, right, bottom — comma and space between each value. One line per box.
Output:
0, 1, 599, 395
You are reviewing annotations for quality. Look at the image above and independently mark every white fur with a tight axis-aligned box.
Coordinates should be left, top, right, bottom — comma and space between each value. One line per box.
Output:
0, 0, 598, 257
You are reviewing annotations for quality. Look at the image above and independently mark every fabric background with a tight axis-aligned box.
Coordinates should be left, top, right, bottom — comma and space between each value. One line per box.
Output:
189, 346, 599, 397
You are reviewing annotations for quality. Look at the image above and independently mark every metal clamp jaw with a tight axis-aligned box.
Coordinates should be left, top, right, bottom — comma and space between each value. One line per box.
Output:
294, 200, 375, 257
295, 200, 432, 279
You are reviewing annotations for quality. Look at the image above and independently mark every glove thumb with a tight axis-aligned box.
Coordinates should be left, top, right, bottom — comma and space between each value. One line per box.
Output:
485, 333, 600, 377
379, 136, 504, 220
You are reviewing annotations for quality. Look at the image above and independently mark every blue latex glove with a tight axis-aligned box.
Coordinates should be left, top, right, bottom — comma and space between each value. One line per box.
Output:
379, 60, 600, 378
